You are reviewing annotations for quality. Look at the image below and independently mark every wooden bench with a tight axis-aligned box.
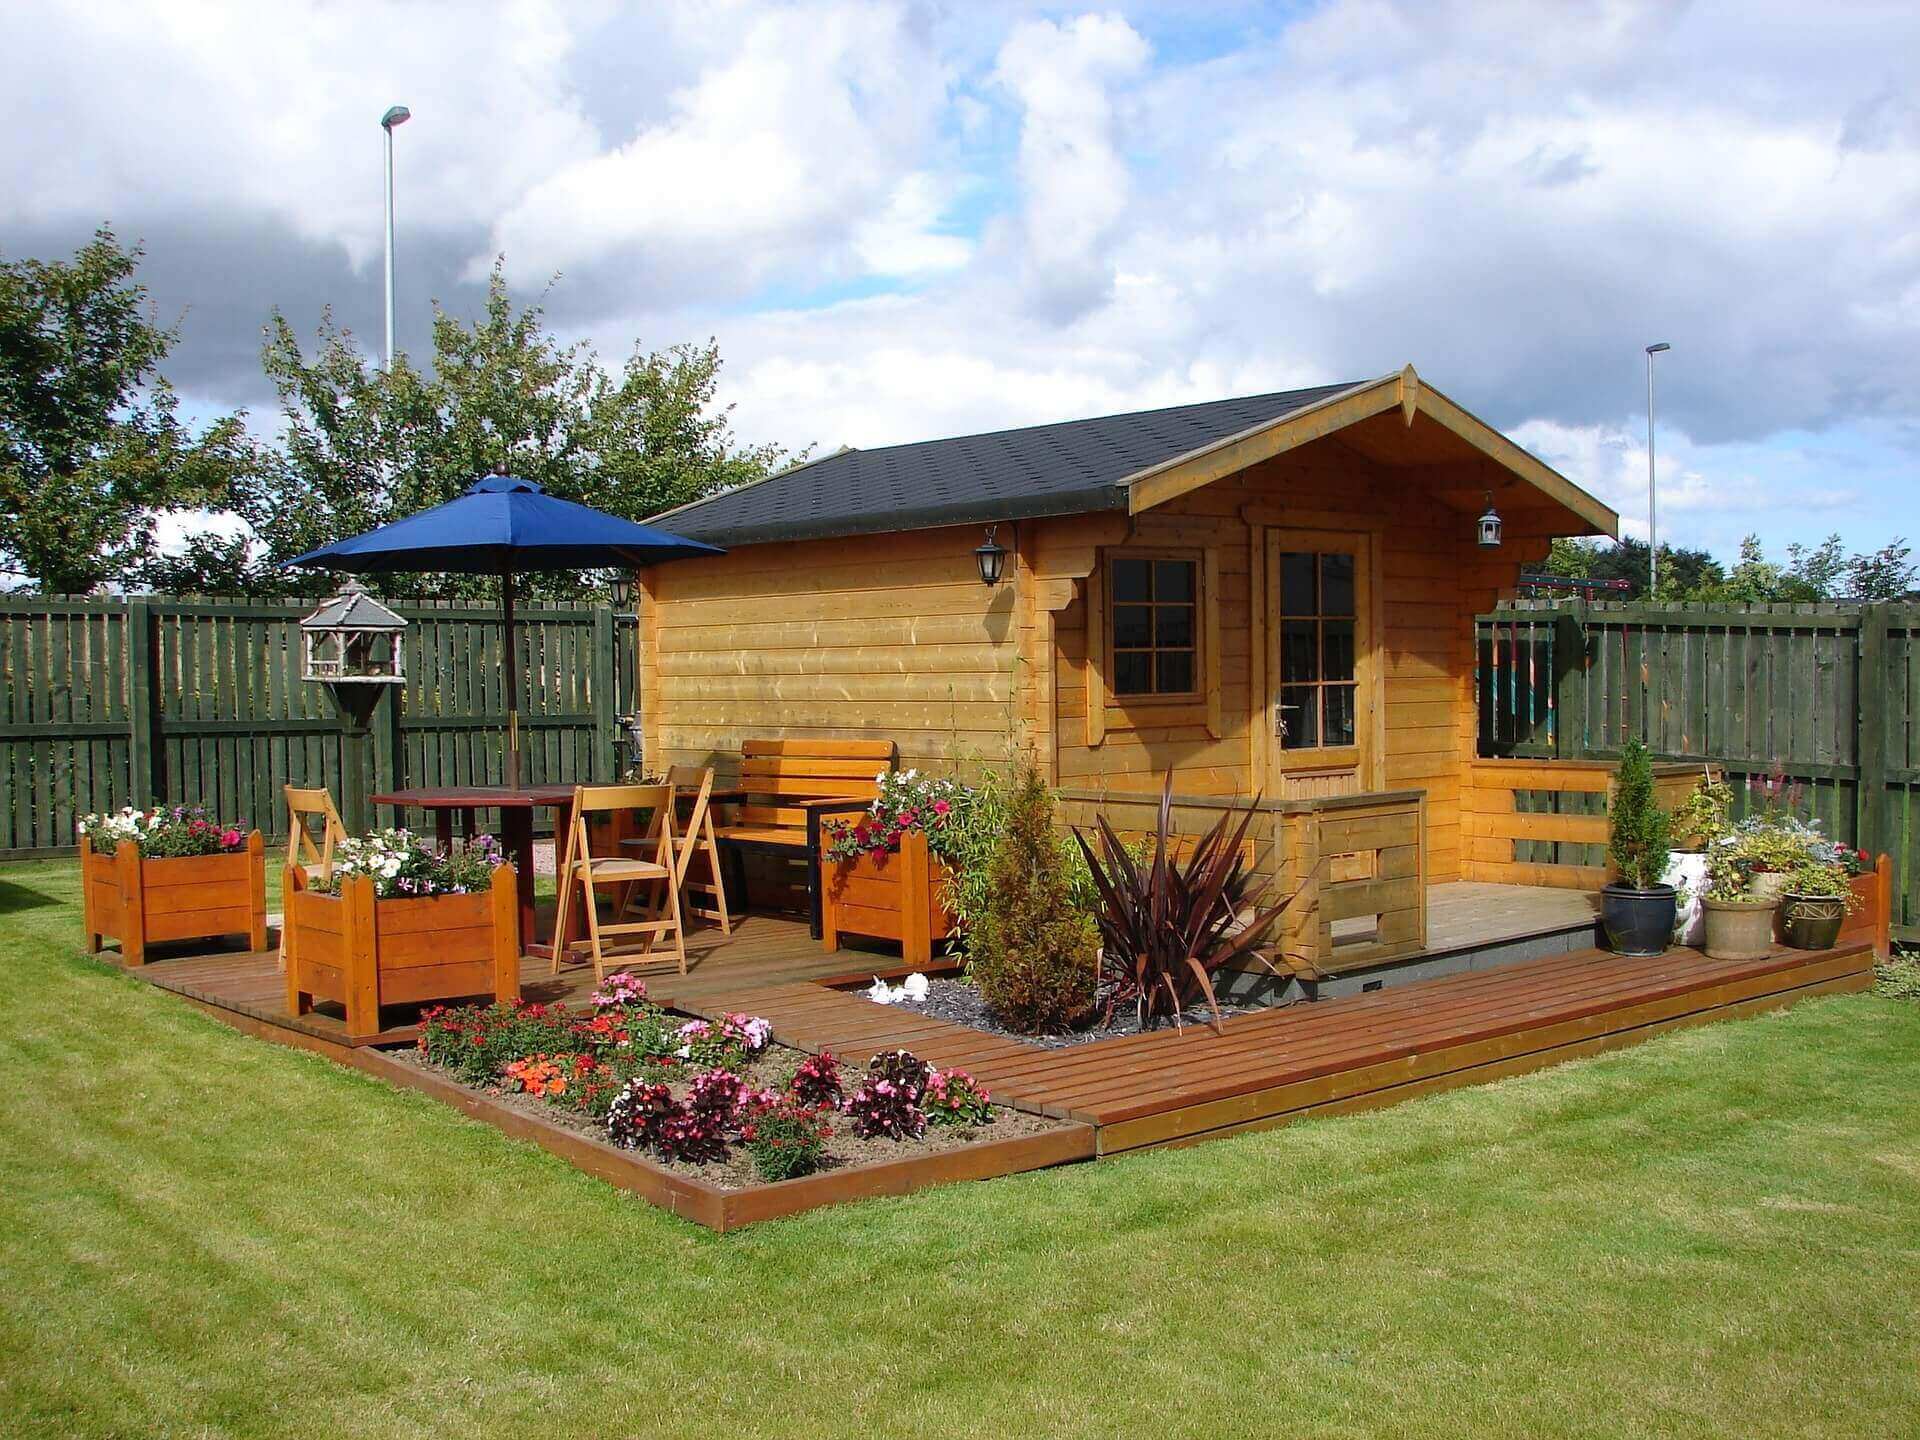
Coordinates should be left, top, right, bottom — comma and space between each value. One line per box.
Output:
712, 739, 896, 937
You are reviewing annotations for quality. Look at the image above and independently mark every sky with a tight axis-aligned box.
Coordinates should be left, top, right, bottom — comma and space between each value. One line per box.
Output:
5, 0, 1918, 565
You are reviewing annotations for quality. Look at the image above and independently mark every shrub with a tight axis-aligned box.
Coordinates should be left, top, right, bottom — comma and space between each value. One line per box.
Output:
789, 1051, 845, 1108
1074, 774, 1295, 1030
742, 1096, 834, 1181
947, 764, 1113, 937
967, 760, 1100, 1033
1876, 952, 1920, 1001
1607, 737, 1673, 891
418, 999, 575, 1087
317, 828, 506, 898
924, 1068, 993, 1127
674, 1013, 772, 1070
77, 805, 247, 857
843, 1050, 931, 1140
605, 1079, 678, 1151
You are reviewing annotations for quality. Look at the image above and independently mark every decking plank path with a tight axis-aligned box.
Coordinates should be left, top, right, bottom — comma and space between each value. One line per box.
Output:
123, 913, 1874, 1165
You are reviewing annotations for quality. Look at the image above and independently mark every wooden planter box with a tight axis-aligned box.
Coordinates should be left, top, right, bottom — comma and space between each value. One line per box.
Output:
1835, 853, 1893, 958
819, 829, 955, 967
81, 832, 267, 965
284, 865, 520, 1041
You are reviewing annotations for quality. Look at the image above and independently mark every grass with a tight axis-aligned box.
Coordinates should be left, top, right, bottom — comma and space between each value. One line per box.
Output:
3, 858, 1917, 1439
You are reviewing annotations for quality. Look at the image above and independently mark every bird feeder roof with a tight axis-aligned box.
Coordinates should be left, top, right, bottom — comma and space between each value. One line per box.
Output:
300, 580, 408, 632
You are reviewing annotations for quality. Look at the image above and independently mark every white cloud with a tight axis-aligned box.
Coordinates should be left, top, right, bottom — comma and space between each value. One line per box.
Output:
991, 12, 1150, 319
481, 2, 956, 294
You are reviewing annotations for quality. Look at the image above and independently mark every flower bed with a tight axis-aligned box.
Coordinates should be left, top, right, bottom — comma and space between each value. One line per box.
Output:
283, 838, 518, 1041
400, 978, 1061, 1191
78, 807, 265, 964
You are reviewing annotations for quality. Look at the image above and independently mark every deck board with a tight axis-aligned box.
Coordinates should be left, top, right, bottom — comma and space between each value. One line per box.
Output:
120, 899, 1874, 1165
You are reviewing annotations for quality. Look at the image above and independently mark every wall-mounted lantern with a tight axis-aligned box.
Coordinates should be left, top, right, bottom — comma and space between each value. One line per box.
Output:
1477, 492, 1503, 549
974, 525, 1008, 586
610, 574, 634, 609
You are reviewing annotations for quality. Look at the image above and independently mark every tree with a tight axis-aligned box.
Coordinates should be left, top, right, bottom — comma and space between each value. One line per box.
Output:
1844, 539, 1917, 600
967, 759, 1099, 1034
0, 228, 260, 593
1535, 536, 1722, 600
241, 262, 790, 599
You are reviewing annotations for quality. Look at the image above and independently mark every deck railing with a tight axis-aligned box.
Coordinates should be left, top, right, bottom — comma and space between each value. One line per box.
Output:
1054, 787, 1428, 980
1463, 758, 1711, 890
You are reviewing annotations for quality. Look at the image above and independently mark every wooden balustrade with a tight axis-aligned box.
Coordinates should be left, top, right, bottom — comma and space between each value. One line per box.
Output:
1463, 758, 1714, 890
1054, 786, 1428, 981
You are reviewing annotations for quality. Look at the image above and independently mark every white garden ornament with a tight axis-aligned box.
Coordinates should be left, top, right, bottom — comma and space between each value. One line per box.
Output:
867, 972, 931, 1006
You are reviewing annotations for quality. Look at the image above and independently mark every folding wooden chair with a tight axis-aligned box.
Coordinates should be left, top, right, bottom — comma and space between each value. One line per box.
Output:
279, 786, 348, 970
662, 764, 732, 935
550, 783, 686, 980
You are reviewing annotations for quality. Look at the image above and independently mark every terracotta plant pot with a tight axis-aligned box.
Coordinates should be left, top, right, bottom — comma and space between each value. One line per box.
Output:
1779, 892, 1846, 951
81, 832, 268, 965
1600, 882, 1677, 957
819, 829, 955, 967
1701, 895, 1777, 961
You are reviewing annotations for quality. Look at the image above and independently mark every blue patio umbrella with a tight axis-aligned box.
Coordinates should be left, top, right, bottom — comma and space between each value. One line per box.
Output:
289, 468, 722, 784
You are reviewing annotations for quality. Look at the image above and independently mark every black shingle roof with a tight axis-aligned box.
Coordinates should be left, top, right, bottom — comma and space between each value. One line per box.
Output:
657, 381, 1364, 546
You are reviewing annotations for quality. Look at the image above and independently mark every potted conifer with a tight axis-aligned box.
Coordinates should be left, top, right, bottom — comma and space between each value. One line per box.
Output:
1601, 737, 1678, 956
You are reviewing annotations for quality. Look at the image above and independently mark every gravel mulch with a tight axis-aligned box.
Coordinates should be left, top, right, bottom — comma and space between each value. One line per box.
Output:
880, 977, 1263, 1050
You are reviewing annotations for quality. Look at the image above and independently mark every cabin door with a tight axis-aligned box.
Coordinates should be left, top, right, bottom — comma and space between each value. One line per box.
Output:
1265, 528, 1381, 801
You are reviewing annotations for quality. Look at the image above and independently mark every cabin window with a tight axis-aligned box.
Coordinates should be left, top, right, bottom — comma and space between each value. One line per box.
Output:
1277, 549, 1358, 749
1108, 553, 1200, 698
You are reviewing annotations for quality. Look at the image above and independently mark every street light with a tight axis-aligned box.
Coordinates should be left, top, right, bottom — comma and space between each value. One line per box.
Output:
1645, 341, 1671, 595
381, 104, 411, 368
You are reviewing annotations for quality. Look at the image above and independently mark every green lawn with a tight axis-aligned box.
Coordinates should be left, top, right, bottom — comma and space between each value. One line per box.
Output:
2, 859, 1917, 1440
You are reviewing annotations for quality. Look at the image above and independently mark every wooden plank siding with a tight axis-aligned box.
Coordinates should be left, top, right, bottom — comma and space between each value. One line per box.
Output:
639, 526, 1023, 779
638, 435, 1568, 872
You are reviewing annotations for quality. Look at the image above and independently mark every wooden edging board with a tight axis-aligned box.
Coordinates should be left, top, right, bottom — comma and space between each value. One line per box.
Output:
168, 994, 1093, 1232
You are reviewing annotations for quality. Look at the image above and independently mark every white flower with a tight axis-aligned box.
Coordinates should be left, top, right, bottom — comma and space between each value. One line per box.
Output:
902, 973, 930, 1002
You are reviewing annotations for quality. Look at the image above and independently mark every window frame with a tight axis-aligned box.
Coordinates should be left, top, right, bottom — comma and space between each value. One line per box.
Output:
1102, 547, 1205, 706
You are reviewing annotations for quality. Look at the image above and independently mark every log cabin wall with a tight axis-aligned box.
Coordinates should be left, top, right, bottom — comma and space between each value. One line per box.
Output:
1041, 434, 1550, 884
638, 433, 1558, 878
638, 524, 1023, 779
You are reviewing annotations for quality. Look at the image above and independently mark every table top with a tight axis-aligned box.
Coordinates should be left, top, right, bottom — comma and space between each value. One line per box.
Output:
374, 785, 577, 809
374, 784, 749, 809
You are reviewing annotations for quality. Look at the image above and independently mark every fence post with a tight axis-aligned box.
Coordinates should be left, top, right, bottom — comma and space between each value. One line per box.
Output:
1552, 600, 1588, 759
125, 595, 157, 809
591, 604, 616, 782
372, 684, 403, 827
1857, 602, 1888, 857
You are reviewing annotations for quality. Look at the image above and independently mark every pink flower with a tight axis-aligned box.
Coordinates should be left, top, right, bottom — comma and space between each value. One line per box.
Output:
220, 828, 242, 848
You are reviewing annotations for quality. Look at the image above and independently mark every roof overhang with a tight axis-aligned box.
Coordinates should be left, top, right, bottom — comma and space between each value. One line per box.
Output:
1122, 366, 1618, 538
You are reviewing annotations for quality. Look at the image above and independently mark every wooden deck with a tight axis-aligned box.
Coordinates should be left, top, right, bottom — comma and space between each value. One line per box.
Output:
127, 899, 1875, 1167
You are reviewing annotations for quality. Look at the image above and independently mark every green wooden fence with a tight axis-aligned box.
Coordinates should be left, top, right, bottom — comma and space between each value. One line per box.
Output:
1477, 598, 1920, 938
0, 595, 639, 857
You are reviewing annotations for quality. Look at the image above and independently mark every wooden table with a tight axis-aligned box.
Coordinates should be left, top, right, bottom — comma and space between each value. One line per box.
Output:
373, 784, 576, 956
372, 783, 748, 959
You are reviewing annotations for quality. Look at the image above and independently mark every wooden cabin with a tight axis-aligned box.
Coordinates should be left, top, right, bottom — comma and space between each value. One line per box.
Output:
638, 367, 1625, 993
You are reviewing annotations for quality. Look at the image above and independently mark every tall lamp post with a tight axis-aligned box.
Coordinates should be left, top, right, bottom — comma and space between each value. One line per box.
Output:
380, 104, 411, 368
1645, 341, 1671, 595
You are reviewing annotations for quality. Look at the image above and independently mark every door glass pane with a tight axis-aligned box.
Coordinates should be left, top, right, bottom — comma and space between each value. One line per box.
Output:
1322, 620, 1355, 681
1155, 604, 1194, 648
1113, 604, 1151, 648
1154, 559, 1195, 602
1320, 553, 1355, 617
1279, 685, 1318, 748
1324, 684, 1357, 746
1279, 552, 1316, 616
1114, 651, 1151, 695
1157, 651, 1194, 694
1112, 557, 1151, 602
1281, 620, 1318, 682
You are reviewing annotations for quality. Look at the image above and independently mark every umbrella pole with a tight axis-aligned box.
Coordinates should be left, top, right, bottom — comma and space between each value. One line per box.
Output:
502, 570, 522, 789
